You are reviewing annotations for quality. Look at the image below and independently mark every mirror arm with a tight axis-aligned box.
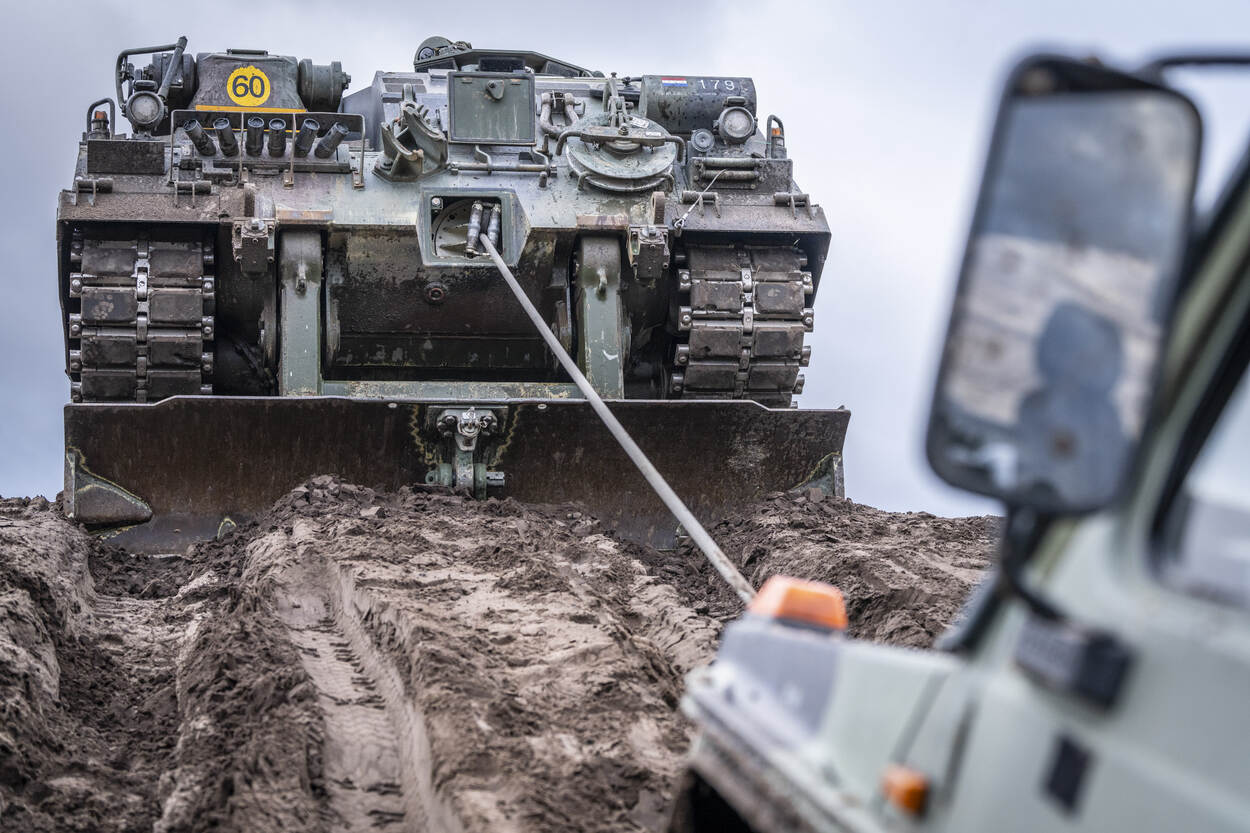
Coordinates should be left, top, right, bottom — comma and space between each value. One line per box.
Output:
938, 505, 1061, 654
999, 506, 1065, 621
1137, 52, 1250, 80
936, 565, 1002, 653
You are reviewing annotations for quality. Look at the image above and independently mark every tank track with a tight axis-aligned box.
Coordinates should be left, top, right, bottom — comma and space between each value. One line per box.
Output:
67, 228, 215, 402
670, 243, 814, 408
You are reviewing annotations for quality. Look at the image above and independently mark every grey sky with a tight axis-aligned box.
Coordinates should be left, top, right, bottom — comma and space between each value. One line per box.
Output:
1, 0, 1248, 516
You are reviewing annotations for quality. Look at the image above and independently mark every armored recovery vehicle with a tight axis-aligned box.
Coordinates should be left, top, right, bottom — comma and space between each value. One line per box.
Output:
59, 36, 848, 551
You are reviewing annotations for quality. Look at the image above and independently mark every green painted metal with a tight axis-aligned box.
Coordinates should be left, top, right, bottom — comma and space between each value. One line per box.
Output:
278, 230, 323, 395
575, 236, 625, 398
447, 71, 537, 145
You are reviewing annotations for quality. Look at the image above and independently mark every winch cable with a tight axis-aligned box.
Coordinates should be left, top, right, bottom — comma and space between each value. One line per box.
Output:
479, 234, 757, 605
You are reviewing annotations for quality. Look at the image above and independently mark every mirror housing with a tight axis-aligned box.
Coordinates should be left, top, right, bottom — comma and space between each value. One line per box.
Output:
927, 55, 1201, 514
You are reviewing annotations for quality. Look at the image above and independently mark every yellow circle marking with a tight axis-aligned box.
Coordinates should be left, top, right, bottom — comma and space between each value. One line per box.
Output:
226, 65, 271, 107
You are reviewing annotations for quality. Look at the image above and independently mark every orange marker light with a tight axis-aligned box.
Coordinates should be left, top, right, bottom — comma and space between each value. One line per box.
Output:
881, 764, 929, 816
749, 576, 848, 630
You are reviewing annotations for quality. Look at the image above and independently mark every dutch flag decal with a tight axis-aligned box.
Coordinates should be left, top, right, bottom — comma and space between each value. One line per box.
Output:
660, 77, 688, 87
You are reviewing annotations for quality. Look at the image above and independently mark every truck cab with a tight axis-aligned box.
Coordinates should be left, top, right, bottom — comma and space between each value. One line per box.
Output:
674, 53, 1250, 833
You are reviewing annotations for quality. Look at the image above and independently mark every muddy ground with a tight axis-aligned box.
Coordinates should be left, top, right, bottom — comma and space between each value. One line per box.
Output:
0, 482, 997, 832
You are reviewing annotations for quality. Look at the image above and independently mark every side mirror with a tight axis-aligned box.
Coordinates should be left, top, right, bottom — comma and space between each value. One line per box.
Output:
927, 56, 1201, 514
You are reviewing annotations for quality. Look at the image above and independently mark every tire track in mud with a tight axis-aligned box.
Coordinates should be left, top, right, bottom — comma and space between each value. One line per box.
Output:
91, 594, 167, 640
286, 614, 408, 830
273, 554, 462, 833
252, 495, 726, 833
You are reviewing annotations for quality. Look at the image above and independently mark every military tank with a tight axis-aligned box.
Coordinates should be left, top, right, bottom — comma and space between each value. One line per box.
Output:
58, 36, 850, 551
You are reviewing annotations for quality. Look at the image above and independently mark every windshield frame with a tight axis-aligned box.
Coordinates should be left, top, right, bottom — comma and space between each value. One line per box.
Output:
1148, 156, 1250, 605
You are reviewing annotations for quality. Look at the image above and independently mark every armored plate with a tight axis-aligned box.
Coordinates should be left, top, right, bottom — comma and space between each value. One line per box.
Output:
65, 397, 848, 552
86, 139, 166, 174
447, 71, 536, 145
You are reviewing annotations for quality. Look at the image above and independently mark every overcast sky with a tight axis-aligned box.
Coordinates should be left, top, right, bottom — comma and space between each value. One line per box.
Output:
1, 0, 1248, 515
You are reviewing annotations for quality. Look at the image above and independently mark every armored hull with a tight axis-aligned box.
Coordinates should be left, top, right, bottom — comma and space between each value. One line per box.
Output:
59, 37, 848, 550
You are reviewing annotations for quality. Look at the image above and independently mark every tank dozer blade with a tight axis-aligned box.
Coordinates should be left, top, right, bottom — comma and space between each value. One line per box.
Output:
64, 397, 849, 554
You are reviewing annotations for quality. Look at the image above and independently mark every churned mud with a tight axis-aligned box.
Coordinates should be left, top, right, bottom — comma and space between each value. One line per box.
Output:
0, 498, 183, 832
0, 480, 997, 832
662, 489, 999, 646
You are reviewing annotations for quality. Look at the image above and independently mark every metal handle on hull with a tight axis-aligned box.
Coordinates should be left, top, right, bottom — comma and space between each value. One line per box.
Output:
478, 234, 756, 605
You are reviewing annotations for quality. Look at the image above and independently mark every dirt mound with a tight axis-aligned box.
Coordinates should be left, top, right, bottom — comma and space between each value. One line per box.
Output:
654, 490, 999, 647
87, 547, 195, 598
0, 499, 328, 833
233, 478, 720, 832
0, 497, 181, 832
153, 589, 327, 833
734, 493, 997, 646
0, 479, 995, 832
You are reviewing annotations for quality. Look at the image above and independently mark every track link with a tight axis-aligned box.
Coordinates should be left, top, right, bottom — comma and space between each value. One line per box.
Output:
66, 227, 214, 402
670, 243, 814, 407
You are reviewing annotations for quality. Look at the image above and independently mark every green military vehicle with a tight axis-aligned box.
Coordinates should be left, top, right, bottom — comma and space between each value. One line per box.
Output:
672, 53, 1250, 832
59, 37, 847, 552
